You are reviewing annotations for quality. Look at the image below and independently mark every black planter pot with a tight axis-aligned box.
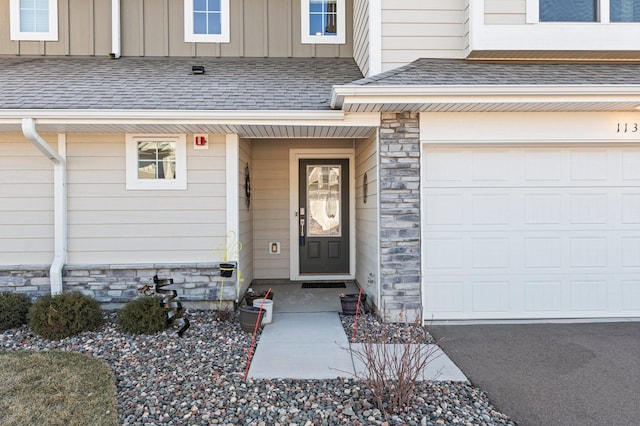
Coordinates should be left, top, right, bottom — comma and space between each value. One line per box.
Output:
239, 306, 264, 332
219, 263, 235, 278
340, 293, 367, 315
244, 291, 274, 306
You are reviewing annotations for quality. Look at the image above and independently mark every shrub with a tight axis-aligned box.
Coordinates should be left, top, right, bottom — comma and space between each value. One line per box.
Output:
28, 292, 103, 340
117, 296, 173, 335
0, 292, 32, 331
348, 312, 442, 416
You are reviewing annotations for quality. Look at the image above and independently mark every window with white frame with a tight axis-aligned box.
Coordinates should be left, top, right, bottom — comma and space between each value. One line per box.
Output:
301, 0, 346, 44
536, 0, 640, 22
184, 0, 230, 43
126, 135, 187, 190
9, 0, 58, 41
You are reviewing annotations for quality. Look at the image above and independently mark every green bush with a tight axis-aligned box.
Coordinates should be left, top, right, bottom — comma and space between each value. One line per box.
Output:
28, 292, 103, 340
117, 296, 173, 335
0, 292, 32, 331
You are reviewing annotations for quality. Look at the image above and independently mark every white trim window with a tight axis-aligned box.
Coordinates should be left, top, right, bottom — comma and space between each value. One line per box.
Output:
184, 0, 230, 43
126, 134, 187, 190
301, 0, 346, 44
9, 0, 58, 41
530, 0, 640, 23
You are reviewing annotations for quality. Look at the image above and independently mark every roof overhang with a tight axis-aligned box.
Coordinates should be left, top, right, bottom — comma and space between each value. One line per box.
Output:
0, 110, 380, 139
331, 85, 640, 113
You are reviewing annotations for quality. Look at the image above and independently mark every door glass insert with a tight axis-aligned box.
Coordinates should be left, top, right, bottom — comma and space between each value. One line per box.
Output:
307, 165, 341, 237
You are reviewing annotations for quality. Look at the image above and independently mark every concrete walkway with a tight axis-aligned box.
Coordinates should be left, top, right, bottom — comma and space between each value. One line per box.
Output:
247, 312, 467, 381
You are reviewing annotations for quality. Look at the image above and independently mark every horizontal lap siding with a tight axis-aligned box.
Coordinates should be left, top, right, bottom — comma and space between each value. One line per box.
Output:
355, 133, 379, 304
381, 0, 466, 71
238, 137, 253, 293
0, 134, 55, 265
484, 0, 526, 25
252, 139, 355, 279
66, 134, 227, 265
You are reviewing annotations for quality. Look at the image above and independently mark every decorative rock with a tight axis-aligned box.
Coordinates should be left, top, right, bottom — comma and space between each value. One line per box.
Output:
0, 310, 515, 426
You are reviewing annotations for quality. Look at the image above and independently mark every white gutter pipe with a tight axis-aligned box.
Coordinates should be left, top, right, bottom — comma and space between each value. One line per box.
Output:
22, 118, 67, 296
111, 0, 121, 58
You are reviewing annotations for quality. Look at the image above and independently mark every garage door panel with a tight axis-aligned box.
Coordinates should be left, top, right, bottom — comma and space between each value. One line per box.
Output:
423, 145, 640, 320
622, 281, 640, 310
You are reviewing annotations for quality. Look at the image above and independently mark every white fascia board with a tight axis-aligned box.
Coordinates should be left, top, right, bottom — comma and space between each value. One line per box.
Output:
331, 85, 640, 108
0, 110, 380, 127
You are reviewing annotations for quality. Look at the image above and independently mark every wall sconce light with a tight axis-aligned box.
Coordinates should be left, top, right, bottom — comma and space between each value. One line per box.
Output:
192, 65, 205, 75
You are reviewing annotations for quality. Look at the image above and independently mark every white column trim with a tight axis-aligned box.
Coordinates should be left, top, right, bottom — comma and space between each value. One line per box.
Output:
112, 0, 121, 58
368, 0, 382, 76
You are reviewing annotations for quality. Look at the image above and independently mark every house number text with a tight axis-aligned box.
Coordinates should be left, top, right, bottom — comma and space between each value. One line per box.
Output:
617, 122, 639, 133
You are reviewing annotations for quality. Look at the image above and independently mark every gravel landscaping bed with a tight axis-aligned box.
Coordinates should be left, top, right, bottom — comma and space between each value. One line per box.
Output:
1, 310, 515, 426
340, 313, 436, 344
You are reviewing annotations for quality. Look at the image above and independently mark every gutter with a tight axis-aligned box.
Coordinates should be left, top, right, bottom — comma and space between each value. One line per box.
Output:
111, 0, 121, 58
21, 118, 67, 296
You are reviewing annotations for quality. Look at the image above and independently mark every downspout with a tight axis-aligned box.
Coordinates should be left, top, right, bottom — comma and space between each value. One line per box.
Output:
22, 118, 67, 296
111, 0, 121, 58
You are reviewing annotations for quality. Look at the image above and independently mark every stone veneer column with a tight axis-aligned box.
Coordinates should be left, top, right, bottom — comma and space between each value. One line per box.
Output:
378, 112, 422, 322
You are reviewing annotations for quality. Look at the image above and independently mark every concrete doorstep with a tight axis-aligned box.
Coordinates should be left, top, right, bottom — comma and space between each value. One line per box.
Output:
246, 312, 467, 382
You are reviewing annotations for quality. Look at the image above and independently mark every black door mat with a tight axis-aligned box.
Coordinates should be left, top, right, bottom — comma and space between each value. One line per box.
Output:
301, 282, 346, 289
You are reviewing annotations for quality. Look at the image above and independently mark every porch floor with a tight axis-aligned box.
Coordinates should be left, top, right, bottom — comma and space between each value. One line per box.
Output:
245, 281, 360, 313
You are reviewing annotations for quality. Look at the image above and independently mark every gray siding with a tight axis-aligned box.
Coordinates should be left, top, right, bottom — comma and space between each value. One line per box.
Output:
484, 0, 526, 25
66, 133, 227, 265
0, 0, 354, 57
238, 137, 253, 297
0, 0, 112, 56
0, 134, 55, 265
353, 0, 370, 76
355, 132, 379, 307
381, 0, 466, 71
251, 138, 354, 279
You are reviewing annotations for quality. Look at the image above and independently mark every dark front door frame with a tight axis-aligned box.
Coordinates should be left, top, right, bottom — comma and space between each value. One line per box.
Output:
289, 149, 355, 281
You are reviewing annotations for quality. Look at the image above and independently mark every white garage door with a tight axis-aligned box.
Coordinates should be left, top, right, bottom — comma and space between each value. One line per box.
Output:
422, 145, 640, 320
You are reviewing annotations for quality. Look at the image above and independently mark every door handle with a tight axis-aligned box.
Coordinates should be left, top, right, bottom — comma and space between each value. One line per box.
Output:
299, 219, 305, 246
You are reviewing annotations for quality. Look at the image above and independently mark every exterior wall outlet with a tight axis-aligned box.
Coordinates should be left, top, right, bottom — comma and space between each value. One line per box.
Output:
269, 242, 280, 254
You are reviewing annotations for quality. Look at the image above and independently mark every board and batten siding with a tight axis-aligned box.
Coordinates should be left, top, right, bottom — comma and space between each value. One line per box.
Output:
484, 0, 526, 25
381, 0, 466, 71
121, 0, 353, 58
0, 134, 55, 265
238, 137, 253, 295
0, 0, 112, 56
355, 132, 379, 305
251, 139, 355, 279
353, 0, 370, 76
65, 133, 227, 265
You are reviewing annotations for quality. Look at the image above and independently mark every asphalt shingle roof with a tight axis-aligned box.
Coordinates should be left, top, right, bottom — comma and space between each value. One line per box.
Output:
351, 58, 640, 86
0, 56, 363, 110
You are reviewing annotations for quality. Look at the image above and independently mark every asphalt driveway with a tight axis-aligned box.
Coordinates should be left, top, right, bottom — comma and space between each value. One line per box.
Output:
430, 322, 640, 426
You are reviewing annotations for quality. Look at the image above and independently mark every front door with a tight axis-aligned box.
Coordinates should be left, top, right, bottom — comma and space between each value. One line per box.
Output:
298, 159, 350, 274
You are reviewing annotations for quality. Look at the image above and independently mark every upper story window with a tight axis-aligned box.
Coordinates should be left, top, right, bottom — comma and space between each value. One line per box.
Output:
610, 0, 640, 21
9, 0, 58, 41
126, 135, 187, 190
184, 0, 230, 43
301, 0, 346, 44
538, 0, 640, 22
